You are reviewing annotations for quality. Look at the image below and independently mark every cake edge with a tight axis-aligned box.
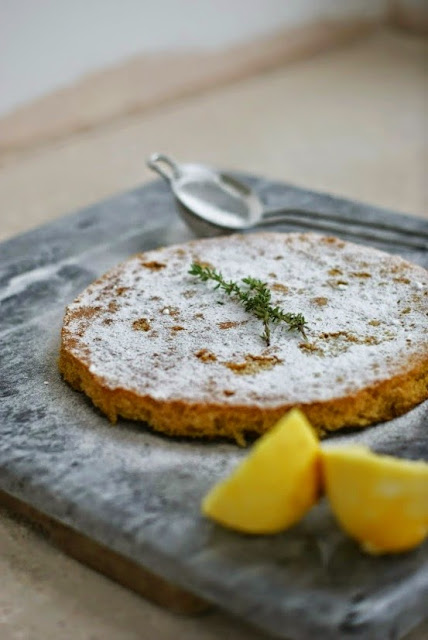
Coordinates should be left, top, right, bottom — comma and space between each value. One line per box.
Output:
58, 344, 428, 444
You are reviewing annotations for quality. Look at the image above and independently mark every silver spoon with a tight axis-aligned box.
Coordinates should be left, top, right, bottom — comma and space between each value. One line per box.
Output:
147, 153, 427, 250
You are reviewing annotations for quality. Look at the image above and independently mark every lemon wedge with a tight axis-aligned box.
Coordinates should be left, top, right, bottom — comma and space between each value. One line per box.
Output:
202, 408, 320, 533
321, 445, 428, 554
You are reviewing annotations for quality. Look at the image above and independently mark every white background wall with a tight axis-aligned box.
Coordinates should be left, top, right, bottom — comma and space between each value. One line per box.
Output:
0, 0, 388, 117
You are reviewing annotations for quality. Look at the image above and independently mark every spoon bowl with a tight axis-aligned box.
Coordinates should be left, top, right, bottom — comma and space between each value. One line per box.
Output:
147, 153, 261, 234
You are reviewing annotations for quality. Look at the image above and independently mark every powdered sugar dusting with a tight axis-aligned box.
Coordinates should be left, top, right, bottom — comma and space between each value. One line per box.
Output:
62, 233, 428, 407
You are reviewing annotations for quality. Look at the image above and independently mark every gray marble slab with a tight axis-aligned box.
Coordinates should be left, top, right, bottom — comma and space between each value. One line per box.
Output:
0, 175, 427, 640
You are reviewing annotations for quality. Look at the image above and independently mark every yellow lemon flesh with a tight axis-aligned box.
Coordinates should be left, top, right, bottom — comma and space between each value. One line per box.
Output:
202, 408, 320, 534
322, 445, 428, 554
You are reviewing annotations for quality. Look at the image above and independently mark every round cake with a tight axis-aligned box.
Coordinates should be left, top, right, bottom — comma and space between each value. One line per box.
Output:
59, 233, 428, 442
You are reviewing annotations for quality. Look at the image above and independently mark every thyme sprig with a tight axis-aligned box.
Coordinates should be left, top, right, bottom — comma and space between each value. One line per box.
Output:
189, 263, 308, 346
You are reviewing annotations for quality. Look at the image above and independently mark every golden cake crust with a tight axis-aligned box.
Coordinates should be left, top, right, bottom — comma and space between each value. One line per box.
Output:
59, 233, 428, 441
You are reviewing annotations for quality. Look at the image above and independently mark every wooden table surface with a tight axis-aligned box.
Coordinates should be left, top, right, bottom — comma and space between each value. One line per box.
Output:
0, 28, 426, 640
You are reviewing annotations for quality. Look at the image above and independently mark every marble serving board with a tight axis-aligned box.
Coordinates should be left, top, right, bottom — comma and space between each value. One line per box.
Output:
1, 175, 427, 640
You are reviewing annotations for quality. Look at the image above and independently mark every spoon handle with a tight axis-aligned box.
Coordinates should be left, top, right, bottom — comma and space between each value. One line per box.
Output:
259, 210, 427, 251
263, 208, 428, 241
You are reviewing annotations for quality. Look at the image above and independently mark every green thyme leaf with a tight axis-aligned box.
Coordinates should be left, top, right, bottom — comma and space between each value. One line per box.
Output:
189, 263, 308, 346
